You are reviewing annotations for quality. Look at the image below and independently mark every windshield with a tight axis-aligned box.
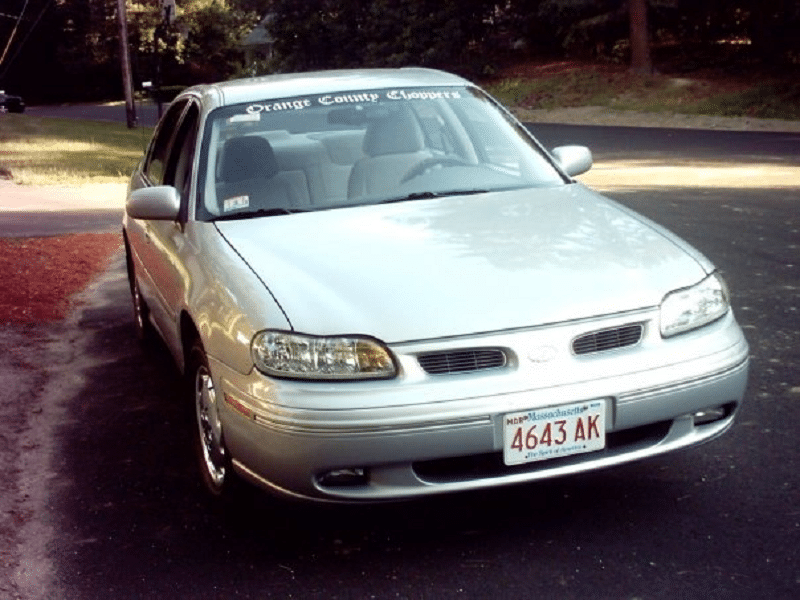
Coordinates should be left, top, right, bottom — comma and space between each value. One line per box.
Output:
196, 86, 565, 221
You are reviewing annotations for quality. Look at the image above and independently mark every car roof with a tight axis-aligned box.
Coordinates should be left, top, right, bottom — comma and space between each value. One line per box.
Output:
183, 68, 472, 111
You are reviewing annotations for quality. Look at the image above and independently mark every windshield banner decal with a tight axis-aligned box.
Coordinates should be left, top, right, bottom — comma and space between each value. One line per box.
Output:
245, 88, 464, 115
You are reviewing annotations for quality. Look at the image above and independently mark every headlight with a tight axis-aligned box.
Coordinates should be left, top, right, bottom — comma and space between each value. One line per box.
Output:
251, 330, 398, 380
660, 273, 730, 337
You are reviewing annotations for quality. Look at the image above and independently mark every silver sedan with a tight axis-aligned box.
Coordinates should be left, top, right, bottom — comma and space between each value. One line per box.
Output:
122, 68, 749, 502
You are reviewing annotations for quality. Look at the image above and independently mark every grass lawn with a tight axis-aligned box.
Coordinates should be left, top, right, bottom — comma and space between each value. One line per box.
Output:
0, 114, 152, 186
484, 61, 800, 121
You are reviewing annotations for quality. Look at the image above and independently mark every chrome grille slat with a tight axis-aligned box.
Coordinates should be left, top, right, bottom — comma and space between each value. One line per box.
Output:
418, 348, 506, 375
573, 324, 643, 355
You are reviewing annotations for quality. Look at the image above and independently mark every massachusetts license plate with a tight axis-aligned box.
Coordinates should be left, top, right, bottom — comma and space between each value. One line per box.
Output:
503, 400, 606, 466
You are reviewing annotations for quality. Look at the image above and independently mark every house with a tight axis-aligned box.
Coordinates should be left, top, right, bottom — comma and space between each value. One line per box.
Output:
242, 14, 276, 69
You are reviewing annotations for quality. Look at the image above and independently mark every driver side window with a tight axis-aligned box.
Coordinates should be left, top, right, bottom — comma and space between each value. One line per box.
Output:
144, 99, 188, 186
164, 103, 200, 220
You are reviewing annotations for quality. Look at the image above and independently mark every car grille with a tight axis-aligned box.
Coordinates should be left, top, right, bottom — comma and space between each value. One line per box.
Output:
413, 420, 671, 484
417, 348, 507, 375
572, 324, 644, 355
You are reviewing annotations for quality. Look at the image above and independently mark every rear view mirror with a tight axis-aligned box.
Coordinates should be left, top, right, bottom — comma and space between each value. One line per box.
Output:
327, 105, 392, 126
551, 145, 593, 177
126, 186, 181, 220
328, 107, 367, 126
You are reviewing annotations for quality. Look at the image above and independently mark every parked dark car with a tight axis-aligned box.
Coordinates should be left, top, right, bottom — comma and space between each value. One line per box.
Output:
0, 91, 25, 113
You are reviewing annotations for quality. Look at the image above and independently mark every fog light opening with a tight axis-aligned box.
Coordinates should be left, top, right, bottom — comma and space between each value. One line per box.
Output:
692, 406, 727, 426
317, 468, 368, 488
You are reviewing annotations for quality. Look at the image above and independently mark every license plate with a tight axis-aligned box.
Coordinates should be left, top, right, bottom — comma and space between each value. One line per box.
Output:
503, 400, 606, 466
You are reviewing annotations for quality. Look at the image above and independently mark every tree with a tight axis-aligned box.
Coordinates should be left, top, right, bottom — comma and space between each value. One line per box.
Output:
516, 1, 629, 61
628, 0, 652, 73
179, 1, 256, 82
263, 0, 495, 76
745, 0, 800, 65
4, 0, 799, 103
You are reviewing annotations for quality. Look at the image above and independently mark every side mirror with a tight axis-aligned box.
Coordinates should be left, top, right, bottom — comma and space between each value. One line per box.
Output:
126, 186, 181, 220
551, 145, 593, 177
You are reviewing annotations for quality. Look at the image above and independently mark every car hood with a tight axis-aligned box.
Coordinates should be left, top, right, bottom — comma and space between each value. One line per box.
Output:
215, 185, 710, 343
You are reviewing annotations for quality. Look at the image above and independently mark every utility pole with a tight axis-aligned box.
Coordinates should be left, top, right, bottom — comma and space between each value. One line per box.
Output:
116, 0, 136, 128
154, 0, 176, 120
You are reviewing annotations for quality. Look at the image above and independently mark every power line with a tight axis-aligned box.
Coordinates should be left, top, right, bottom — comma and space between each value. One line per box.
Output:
0, 0, 55, 79
0, 0, 30, 68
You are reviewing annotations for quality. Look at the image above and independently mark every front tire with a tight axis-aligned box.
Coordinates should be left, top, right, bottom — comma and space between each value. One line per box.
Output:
188, 340, 236, 497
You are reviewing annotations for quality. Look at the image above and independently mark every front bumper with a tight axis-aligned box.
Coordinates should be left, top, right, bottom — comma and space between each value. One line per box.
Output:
215, 309, 749, 502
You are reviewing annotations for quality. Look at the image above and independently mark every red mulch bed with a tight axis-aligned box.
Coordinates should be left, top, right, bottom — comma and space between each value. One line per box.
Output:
0, 233, 122, 322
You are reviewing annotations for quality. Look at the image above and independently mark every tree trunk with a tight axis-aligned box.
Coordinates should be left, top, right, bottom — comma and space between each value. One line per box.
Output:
629, 0, 652, 74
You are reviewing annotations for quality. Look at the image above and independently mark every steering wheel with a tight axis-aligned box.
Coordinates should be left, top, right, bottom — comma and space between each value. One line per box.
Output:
400, 156, 468, 184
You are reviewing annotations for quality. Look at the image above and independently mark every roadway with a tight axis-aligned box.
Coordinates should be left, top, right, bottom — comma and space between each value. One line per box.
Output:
26, 102, 161, 128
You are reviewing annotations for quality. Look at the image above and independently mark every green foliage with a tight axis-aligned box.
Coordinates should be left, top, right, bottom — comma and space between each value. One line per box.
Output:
486, 66, 800, 121
179, 1, 256, 83
487, 69, 635, 109
509, 0, 627, 58
1, 0, 257, 102
503, 0, 800, 66
264, 0, 495, 76
691, 82, 800, 120
2, 0, 800, 103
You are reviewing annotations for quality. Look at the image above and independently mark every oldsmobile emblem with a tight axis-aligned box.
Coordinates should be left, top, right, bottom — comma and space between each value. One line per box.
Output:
527, 345, 557, 363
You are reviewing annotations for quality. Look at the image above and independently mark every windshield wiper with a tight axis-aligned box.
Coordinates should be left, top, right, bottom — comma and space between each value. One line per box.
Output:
211, 207, 305, 222
380, 189, 488, 204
